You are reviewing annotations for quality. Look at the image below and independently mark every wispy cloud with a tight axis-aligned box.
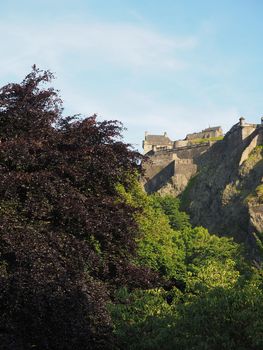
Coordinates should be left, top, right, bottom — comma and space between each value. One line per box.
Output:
0, 19, 198, 79
0, 16, 239, 151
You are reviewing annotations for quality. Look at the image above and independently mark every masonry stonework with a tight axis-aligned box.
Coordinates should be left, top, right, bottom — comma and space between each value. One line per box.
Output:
142, 118, 263, 196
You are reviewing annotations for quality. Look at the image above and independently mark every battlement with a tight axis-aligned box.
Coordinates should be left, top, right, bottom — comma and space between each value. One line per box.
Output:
143, 117, 263, 155
142, 117, 263, 195
185, 126, 223, 141
143, 125, 223, 154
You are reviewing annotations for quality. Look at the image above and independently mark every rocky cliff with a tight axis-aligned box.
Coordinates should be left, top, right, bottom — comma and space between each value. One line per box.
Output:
143, 120, 263, 254
181, 123, 263, 252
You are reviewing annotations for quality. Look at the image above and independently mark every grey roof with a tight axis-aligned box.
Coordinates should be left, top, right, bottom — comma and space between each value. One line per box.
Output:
145, 134, 173, 145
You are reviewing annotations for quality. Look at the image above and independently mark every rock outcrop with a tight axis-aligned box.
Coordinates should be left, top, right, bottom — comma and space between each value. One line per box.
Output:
143, 119, 263, 253
181, 122, 263, 250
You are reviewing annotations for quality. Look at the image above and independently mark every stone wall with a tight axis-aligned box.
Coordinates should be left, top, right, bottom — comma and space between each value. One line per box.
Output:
174, 144, 211, 161
241, 124, 258, 140
239, 134, 260, 165
144, 160, 175, 193
185, 127, 222, 140
173, 140, 189, 148
143, 145, 205, 195
142, 122, 262, 198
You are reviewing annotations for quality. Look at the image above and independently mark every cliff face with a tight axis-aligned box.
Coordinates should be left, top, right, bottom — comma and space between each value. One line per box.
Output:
182, 124, 263, 250
142, 122, 263, 252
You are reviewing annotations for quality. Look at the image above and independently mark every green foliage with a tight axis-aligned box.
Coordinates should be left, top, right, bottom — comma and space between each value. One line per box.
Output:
109, 287, 180, 350
118, 179, 243, 286
112, 179, 253, 349
151, 194, 190, 230
171, 282, 263, 350
186, 258, 239, 293
112, 150, 263, 349
111, 278, 263, 350
117, 180, 186, 279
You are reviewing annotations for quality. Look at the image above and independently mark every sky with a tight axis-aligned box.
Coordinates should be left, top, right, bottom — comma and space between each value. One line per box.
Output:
1, 0, 263, 150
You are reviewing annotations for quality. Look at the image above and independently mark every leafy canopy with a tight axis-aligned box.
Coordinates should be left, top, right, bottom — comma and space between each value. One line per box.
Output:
0, 67, 156, 350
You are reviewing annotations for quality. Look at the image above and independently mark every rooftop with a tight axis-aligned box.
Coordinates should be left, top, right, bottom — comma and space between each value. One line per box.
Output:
145, 134, 173, 145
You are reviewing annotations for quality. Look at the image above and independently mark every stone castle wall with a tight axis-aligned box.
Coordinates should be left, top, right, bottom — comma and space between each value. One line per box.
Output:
185, 127, 222, 140
142, 120, 262, 196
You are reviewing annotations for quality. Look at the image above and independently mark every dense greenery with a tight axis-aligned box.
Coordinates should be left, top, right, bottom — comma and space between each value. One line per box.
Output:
0, 67, 156, 350
111, 183, 263, 350
1, 68, 263, 349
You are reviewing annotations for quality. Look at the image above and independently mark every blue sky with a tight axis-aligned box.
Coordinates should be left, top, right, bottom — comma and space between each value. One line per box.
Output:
1, 0, 263, 150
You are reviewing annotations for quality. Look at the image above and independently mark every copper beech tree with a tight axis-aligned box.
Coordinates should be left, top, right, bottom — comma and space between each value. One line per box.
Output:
0, 67, 156, 350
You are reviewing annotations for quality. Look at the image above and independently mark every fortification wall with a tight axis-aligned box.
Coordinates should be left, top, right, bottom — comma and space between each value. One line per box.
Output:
143, 152, 175, 189
241, 125, 258, 140
174, 144, 211, 160
258, 126, 263, 144
142, 121, 262, 198
174, 140, 189, 148
186, 130, 221, 140
144, 160, 175, 193
143, 144, 208, 194
239, 133, 260, 165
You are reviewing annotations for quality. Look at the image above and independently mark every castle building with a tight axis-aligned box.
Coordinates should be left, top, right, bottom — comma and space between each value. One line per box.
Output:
142, 132, 173, 154
143, 126, 223, 154
142, 118, 263, 196
185, 126, 223, 140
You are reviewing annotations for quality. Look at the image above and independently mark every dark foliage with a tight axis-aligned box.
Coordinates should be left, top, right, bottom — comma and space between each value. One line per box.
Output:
0, 67, 155, 349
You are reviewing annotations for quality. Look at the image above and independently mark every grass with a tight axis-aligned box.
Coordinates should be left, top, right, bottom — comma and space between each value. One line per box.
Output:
190, 136, 224, 144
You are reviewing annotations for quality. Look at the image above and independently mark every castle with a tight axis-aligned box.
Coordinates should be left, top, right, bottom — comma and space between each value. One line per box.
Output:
143, 126, 223, 154
142, 117, 263, 195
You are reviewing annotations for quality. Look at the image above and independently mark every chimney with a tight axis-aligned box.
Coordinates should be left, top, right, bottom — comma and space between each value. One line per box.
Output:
239, 117, 245, 126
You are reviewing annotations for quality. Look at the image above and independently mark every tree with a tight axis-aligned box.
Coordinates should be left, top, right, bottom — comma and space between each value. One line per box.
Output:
0, 67, 155, 349
152, 195, 190, 231
111, 183, 248, 349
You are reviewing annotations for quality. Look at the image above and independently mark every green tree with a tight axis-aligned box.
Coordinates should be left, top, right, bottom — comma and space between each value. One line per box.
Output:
152, 194, 190, 230
117, 180, 186, 280
170, 282, 263, 350
112, 180, 248, 349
